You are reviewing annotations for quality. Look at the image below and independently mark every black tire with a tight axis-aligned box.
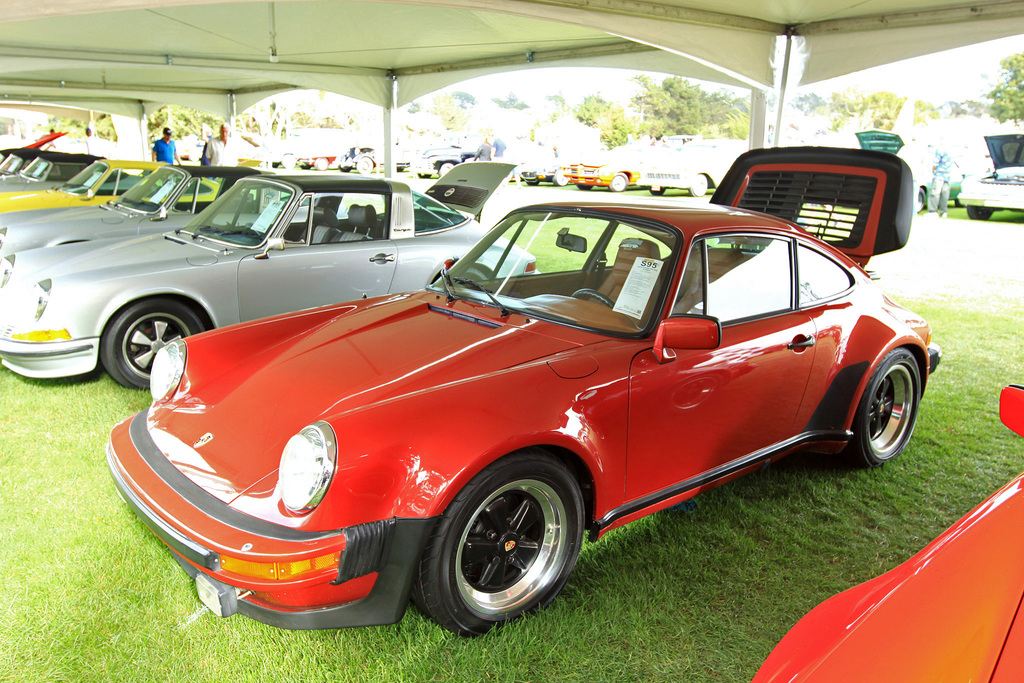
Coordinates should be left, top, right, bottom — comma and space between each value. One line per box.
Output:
575, 184, 594, 191
412, 450, 584, 636
845, 348, 922, 467
915, 187, 926, 213
966, 205, 993, 221
100, 298, 205, 390
524, 179, 540, 186
648, 187, 666, 196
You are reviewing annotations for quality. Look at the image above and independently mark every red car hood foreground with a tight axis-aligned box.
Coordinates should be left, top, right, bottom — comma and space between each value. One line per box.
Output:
754, 385, 1024, 682
147, 291, 590, 511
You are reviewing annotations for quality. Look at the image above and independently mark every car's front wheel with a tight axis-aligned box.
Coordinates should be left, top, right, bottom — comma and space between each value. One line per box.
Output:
552, 171, 568, 187
413, 450, 584, 636
966, 205, 993, 220
846, 348, 922, 467
608, 173, 629, 192
438, 162, 456, 177
100, 298, 205, 390
355, 156, 374, 175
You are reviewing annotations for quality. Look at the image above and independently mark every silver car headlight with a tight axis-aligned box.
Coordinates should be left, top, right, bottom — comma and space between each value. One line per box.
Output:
32, 279, 51, 320
150, 338, 187, 402
279, 421, 337, 513
0, 254, 13, 288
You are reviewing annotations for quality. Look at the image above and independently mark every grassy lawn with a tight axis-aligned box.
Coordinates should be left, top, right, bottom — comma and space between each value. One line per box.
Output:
1, 219, 1022, 681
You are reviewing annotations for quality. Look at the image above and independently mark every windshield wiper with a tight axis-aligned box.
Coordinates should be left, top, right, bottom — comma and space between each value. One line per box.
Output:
453, 276, 511, 317
437, 266, 456, 304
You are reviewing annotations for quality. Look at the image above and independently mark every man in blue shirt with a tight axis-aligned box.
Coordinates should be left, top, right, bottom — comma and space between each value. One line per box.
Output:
152, 128, 181, 164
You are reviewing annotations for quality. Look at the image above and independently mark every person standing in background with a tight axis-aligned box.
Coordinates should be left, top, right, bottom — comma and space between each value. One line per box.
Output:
927, 143, 952, 218
205, 123, 238, 166
152, 127, 181, 164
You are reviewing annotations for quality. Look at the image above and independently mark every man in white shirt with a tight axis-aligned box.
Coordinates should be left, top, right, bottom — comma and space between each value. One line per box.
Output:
205, 124, 237, 166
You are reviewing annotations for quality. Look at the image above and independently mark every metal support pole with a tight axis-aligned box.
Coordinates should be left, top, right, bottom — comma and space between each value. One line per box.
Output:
384, 71, 397, 177
773, 31, 794, 148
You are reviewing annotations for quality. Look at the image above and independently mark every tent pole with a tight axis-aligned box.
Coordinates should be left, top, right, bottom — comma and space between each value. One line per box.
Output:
773, 31, 794, 148
749, 88, 768, 150
138, 101, 148, 160
384, 71, 397, 177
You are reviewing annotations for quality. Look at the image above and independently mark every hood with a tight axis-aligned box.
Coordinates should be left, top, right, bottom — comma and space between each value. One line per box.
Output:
423, 161, 516, 217
4, 232, 229, 288
8, 204, 110, 230
149, 294, 583, 507
985, 134, 1024, 170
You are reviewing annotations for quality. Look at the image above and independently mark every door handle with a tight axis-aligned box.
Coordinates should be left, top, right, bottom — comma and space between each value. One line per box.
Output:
787, 334, 816, 350
369, 253, 396, 264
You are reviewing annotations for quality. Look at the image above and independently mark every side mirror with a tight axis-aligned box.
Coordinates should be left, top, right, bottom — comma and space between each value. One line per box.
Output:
653, 316, 721, 364
149, 206, 168, 222
82, 189, 96, 200
254, 237, 285, 260
1000, 385, 1024, 437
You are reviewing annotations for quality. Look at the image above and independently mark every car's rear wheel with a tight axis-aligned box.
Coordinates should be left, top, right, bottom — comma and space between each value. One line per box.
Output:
313, 157, 330, 172
966, 205, 993, 220
915, 186, 927, 213
438, 162, 456, 177
100, 298, 205, 390
412, 450, 583, 636
846, 348, 922, 467
688, 174, 710, 197
609, 173, 629, 192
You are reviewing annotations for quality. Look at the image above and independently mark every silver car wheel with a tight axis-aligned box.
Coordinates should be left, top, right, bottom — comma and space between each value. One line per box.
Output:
867, 363, 915, 459
121, 312, 192, 376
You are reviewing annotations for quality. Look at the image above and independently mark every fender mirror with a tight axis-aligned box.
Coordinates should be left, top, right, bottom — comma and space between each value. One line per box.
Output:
653, 316, 721, 364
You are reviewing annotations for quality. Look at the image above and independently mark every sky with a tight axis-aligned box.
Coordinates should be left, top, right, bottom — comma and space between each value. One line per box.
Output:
438, 35, 1024, 110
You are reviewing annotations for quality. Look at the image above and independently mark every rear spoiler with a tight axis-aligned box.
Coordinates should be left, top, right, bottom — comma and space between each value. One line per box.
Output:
710, 147, 915, 266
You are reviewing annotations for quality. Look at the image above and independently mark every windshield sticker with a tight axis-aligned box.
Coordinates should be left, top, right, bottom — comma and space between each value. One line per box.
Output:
251, 199, 285, 234
613, 257, 663, 319
149, 181, 176, 205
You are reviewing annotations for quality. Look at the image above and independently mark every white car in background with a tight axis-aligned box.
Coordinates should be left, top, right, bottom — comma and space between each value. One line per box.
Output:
638, 139, 748, 197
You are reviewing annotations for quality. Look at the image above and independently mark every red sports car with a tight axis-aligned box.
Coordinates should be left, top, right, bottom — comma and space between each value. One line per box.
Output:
754, 384, 1024, 682
106, 148, 941, 635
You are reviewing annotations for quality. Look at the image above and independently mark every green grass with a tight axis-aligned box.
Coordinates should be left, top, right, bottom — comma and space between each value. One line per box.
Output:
2, 275, 1023, 681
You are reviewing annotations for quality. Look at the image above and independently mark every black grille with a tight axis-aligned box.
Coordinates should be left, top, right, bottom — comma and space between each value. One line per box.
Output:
425, 184, 488, 207
737, 170, 877, 248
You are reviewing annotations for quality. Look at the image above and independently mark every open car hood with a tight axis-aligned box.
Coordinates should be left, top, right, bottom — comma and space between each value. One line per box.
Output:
711, 146, 914, 266
985, 134, 1024, 171
424, 161, 516, 218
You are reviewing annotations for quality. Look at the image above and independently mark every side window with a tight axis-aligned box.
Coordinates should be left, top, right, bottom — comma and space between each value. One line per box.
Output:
412, 191, 468, 234
97, 168, 149, 196
308, 193, 389, 244
173, 177, 201, 213
798, 244, 853, 305
283, 196, 312, 243
703, 235, 792, 323
672, 242, 705, 315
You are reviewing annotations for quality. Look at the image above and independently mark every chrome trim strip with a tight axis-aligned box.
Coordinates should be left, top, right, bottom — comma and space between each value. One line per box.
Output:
0, 342, 94, 358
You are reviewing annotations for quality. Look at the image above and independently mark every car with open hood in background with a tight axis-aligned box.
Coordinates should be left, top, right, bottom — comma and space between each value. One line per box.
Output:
103, 147, 940, 637
0, 165, 263, 258
958, 134, 1024, 220
0, 162, 517, 388
754, 384, 1024, 683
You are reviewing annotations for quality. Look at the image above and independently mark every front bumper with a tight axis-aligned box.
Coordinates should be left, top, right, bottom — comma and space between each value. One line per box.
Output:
106, 409, 437, 630
0, 335, 99, 378
929, 343, 942, 375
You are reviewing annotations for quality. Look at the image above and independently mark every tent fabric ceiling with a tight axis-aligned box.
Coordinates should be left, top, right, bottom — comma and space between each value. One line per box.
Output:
0, 1, 1022, 116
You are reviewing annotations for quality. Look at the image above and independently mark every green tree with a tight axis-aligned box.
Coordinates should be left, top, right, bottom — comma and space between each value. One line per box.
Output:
990, 53, 1024, 124
492, 92, 529, 111
790, 93, 828, 116
828, 89, 906, 131
47, 113, 117, 142
429, 93, 470, 131
574, 95, 634, 148
631, 75, 747, 138
451, 91, 476, 109
147, 105, 222, 140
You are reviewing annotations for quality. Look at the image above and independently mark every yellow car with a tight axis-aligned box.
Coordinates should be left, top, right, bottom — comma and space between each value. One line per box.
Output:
0, 159, 164, 216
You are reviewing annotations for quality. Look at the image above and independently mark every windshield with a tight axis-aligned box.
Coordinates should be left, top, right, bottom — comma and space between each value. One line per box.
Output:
181, 179, 295, 247
59, 161, 109, 195
115, 166, 187, 212
0, 155, 25, 175
432, 209, 679, 335
19, 158, 52, 180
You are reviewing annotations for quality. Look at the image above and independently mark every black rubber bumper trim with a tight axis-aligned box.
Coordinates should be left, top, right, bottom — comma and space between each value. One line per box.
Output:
928, 343, 942, 374
172, 516, 438, 630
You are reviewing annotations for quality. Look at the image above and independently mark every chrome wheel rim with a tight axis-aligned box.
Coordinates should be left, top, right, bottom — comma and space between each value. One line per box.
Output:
455, 480, 567, 616
122, 312, 190, 378
868, 363, 915, 459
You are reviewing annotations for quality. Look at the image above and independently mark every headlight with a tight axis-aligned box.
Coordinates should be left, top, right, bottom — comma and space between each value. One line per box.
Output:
279, 421, 337, 513
149, 338, 187, 402
0, 254, 13, 288
32, 279, 51, 320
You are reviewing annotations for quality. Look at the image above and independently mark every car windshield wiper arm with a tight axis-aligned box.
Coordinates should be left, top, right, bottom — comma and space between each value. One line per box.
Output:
438, 266, 456, 304
452, 276, 511, 317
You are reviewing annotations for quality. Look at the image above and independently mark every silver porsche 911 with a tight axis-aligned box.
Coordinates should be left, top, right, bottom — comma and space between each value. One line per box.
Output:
0, 163, 517, 389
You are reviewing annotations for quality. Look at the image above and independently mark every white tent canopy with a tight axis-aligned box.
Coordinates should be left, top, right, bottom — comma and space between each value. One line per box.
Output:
2, 0, 1023, 164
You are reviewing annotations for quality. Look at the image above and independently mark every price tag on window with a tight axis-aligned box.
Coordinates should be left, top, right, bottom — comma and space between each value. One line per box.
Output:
251, 199, 284, 234
613, 257, 663, 319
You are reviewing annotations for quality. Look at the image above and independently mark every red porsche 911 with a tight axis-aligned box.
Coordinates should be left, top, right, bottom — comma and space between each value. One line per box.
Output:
106, 148, 940, 635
